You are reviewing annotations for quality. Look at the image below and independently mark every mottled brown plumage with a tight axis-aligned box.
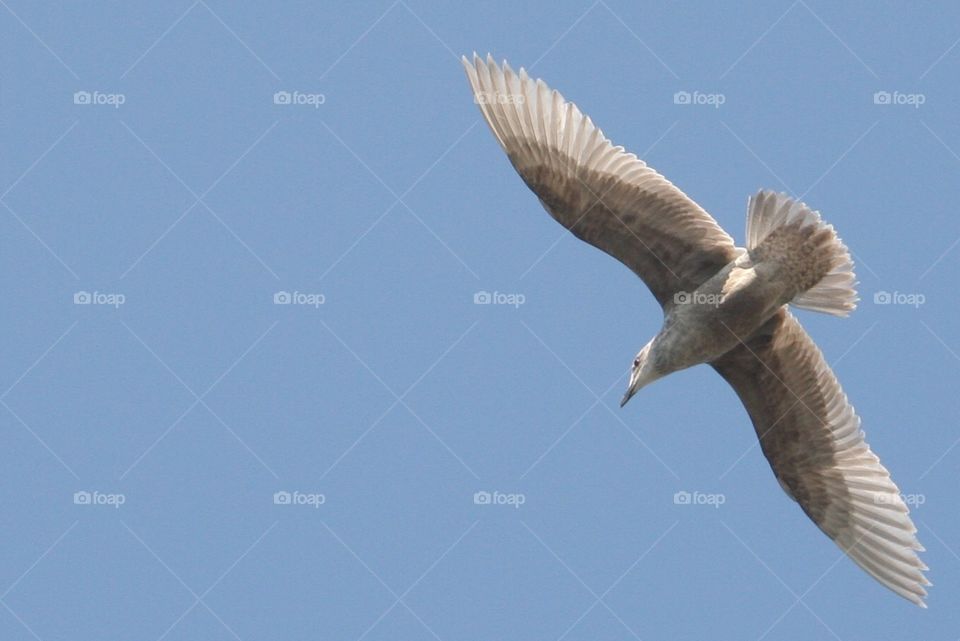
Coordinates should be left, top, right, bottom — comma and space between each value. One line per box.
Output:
463, 53, 927, 606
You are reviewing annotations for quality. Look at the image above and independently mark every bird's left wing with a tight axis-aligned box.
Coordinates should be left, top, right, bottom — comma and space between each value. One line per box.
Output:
462, 54, 737, 307
711, 309, 929, 606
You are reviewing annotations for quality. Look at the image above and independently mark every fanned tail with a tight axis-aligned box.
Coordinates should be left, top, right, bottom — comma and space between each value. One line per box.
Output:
746, 191, 858, 317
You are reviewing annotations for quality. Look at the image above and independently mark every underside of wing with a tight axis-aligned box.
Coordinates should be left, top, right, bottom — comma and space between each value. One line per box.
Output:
711, 310, 929, 606
462, 53, 737, 307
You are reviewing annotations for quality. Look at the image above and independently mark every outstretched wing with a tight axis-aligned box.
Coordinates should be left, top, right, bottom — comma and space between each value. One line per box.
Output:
711, 309, 929, 606
462, 54, 737, 307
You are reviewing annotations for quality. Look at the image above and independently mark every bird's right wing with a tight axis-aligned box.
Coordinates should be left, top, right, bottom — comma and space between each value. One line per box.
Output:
462, 54, 737, 307
711, 309, 929, 606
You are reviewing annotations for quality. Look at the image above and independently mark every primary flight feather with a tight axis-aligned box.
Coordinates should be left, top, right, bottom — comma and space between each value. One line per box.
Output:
462, 53, 928, 606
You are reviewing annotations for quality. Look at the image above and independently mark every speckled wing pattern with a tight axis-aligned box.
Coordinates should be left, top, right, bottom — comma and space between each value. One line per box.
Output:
461, 53, 737, 307
711, 309, 929, 606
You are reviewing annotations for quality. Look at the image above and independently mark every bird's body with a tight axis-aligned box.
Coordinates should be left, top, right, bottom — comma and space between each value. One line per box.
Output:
646, 199, 849, 380
650, 251, 780, 374
462, 53, 930, 606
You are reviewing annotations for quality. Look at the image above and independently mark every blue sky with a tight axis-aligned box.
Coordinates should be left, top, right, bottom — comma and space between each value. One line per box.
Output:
1, 1, 959, 639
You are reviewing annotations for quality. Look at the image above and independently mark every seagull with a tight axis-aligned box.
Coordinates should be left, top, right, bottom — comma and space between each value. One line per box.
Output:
462, 53, 929, 606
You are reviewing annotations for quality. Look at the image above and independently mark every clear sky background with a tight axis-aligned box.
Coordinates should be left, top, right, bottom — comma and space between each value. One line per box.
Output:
1, 2, 958, 640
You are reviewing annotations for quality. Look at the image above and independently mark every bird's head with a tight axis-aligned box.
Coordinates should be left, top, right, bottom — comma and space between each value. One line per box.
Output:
620, 341, 662, 407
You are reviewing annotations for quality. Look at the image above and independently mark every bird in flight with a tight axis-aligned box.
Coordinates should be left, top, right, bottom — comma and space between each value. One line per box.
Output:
462, 53, 928, 606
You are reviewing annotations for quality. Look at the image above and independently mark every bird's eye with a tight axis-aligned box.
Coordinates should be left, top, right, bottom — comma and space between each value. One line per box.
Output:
633, 357, 641, 368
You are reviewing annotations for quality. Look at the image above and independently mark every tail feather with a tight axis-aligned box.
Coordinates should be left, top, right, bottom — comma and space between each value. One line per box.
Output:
746, 191, 858, 317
